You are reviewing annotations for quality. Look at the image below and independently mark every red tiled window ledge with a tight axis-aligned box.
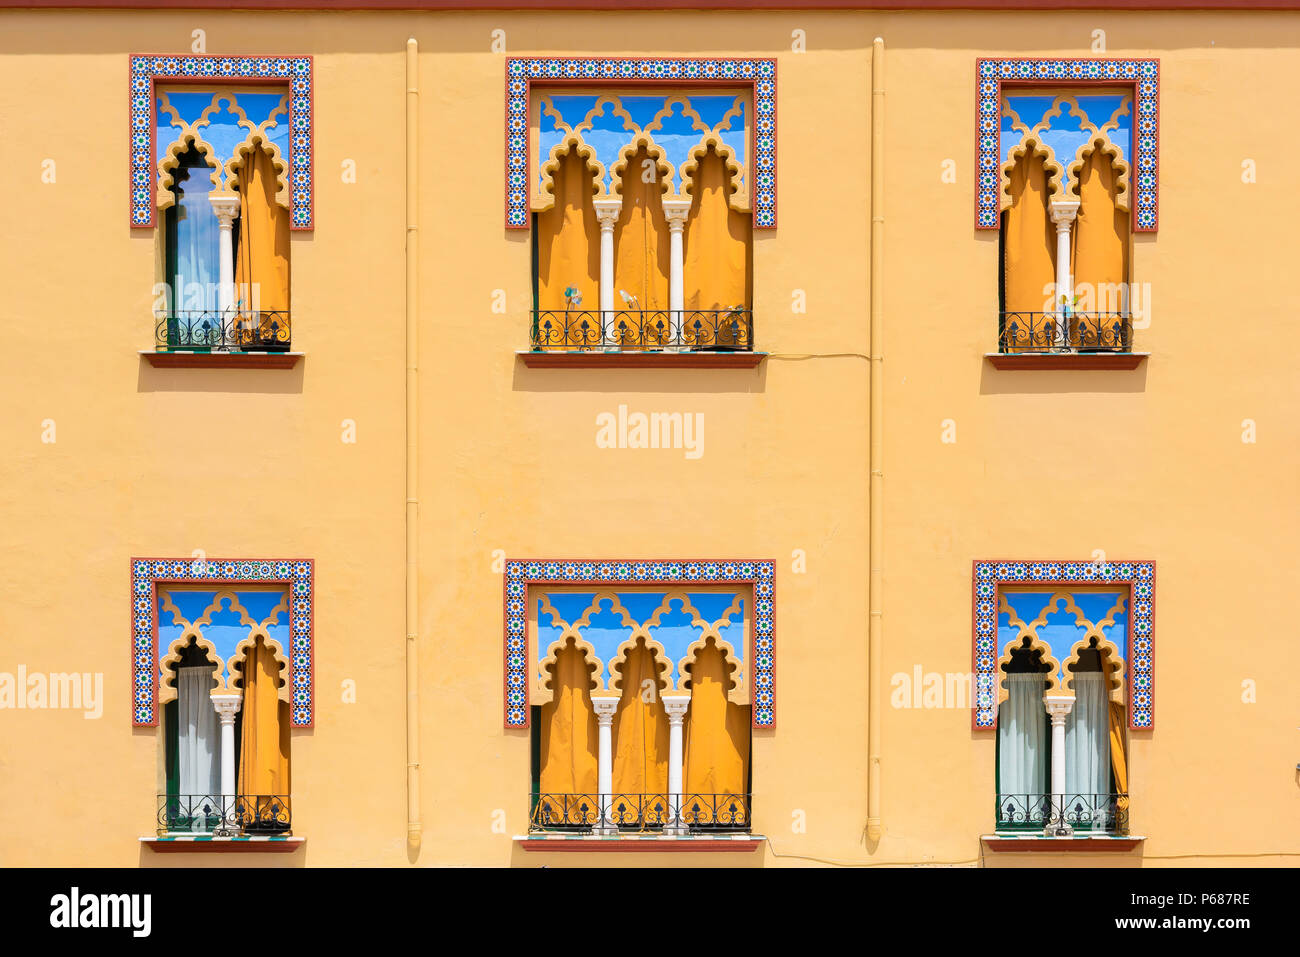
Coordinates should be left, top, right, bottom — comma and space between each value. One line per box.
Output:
141, 836, 305, 853
984, 352, 1148, 371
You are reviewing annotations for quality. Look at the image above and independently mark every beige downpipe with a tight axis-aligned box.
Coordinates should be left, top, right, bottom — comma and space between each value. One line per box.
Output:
866, 36, 885, 844
405, 37, 422, 851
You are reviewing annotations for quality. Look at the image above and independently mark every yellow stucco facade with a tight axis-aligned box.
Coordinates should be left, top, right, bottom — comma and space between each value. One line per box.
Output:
0, 4, 1296, 869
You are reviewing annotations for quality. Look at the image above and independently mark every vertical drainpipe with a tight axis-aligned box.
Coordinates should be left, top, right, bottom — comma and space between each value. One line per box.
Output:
866, 36, 885, 843
405, 36, 422, 851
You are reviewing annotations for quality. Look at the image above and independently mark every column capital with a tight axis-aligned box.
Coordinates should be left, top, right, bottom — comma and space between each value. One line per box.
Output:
1048, 198, 1080, 228
209, 193, 241, 227
1044, 693, 1075, 721
592, 198, 621, 229
591, 696, 619, 723
211, 692, 242, 722
661, 694, 690, 721
661, 199, 691, 232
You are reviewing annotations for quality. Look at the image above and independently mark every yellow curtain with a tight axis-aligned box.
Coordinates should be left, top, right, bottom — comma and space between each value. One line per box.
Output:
536, 147, 600, 346
683, 643, 750, 825
684, 147, 750, 348
1071, 147, 1130, 347
538, 645, 598, 824
611, 642, 669, 825
237, 638, 290, 809
1002, 152, 1056, 350
614, 146, 671, 344
1108, 699, 1129, 820
234, 145, 290, 347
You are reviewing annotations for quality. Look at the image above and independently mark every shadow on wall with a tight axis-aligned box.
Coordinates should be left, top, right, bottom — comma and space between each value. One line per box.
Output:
137, 359, 306, 395
979, 361, 1147, 396
511, 360, 767, 396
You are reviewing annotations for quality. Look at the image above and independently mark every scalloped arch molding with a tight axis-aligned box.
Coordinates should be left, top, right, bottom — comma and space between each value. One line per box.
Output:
504, 559, 775, 729
506, 57, 776, 229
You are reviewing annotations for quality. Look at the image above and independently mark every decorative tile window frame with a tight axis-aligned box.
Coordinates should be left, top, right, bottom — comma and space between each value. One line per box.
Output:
504, 559, 775, 729
971, 560, 1155, 732
130, 54, 314, 230
976, 57, 1159, 232
504, 57, 777, 229
131, 558, 315, 727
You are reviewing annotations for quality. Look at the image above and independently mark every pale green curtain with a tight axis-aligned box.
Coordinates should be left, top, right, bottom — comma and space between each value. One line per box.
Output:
998, 673, 1047, 796
1065, 671, 1110, 799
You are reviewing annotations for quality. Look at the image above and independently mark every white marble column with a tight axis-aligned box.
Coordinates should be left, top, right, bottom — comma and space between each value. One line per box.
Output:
1044, 695, 1075, 836
593, 199, 621, 351
209, 194, 242, 350
211, 692, 242, 832
661, 200, 691, 351
661, 694, 691, 836
1048, 199, 1079, 350
591, 697, 619, 834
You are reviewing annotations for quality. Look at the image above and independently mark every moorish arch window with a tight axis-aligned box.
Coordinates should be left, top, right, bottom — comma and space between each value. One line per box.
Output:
530, 587, 751, 834
155, 586, 293, 837
978, 59, 1159, 362
509, 58, 776, 358
999, 91, 1133, 353
972, 561, 1155, 840
506, 560, 776, 841
994, 588, 1132, 836
150, 85, 295, 356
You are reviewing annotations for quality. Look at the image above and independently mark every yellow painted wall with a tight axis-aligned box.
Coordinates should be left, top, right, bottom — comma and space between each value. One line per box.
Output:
0, 8, 1295, 868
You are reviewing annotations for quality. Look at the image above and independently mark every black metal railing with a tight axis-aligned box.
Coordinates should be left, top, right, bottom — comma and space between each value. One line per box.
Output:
155, 311, 292, 352
529, 792, 751, 834
157, 794, 292, 837
529, 309, 753, 352
995, 792, 1129, 835
998, 312, 1132, 353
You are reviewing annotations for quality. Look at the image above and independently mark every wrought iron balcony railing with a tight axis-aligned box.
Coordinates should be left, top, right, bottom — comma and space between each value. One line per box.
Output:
995, 792, 1129, 835
529, 792, 751, 834
998, 312, 1132, 353
156, 793, 292, 837
154, 310, 292, 353
530, 309, 753, 352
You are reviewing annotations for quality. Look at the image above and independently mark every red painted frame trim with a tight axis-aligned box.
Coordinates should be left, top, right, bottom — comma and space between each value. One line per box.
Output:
9, 2, 1300, 10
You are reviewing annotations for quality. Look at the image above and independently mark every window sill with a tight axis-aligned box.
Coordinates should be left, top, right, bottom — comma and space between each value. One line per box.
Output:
141, 836, 304, 853
984, 352, 1148, 371
141, 350, 303, 369
981, 834, 1145, 852
518, 350, 766, 370
516, 834, 763, 852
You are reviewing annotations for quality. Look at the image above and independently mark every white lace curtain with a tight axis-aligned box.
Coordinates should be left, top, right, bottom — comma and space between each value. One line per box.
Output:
177, 665, 220, 808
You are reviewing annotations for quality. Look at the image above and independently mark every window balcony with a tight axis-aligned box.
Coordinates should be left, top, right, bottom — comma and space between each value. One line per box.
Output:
155, 310, 292, 353
157, 793, 292, 838
998, 311, 1132, 353
989, 312, 1146, 370
145, 311, 300, 368
995, 792, 1129, 836
523, 309, 762, 368
529, 792, 751, 835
